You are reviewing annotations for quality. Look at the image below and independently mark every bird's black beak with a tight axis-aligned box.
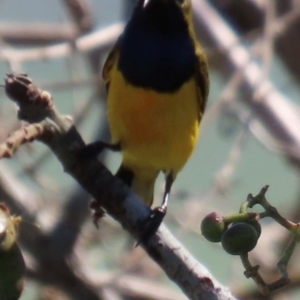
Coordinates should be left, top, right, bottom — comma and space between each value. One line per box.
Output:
143, 0, 150, 8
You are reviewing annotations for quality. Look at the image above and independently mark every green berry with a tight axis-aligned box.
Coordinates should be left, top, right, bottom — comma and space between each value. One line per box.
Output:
221, 222, 259, 255
243, 219, 261, 238
201, 212, 226, 243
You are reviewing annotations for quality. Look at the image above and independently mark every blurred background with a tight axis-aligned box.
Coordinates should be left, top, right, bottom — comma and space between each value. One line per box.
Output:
0, 0, 300, 299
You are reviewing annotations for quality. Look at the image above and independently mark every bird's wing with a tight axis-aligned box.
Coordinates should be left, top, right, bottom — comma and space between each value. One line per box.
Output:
195, 45, 210, 121
182, 0, 209, 121
102, 37, 121, 90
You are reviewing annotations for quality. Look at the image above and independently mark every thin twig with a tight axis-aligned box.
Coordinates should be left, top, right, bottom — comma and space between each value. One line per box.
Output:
0, 124, 44, 159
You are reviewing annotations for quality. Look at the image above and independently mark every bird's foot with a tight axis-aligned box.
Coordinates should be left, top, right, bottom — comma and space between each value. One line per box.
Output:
135, 206, 166, 247
90, 200, 105, 228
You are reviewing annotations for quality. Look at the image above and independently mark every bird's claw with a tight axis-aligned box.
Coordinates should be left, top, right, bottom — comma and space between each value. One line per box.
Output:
90, 200, 105, 228
135, 206, 166, 247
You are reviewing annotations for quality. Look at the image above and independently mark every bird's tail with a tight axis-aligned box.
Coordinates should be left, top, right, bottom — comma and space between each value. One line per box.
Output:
115, 164, 157, 206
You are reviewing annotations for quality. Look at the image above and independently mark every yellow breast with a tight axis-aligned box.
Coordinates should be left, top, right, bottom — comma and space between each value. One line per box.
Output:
107, 63, 200, 176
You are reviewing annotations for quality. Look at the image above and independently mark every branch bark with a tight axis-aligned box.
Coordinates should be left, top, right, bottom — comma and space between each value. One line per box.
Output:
2, 74, 236, 300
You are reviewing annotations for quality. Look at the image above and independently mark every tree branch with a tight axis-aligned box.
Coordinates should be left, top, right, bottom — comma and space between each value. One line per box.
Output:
2, 74, 236, 300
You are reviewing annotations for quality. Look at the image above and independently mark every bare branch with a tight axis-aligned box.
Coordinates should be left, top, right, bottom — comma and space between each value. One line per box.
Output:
62, 0, 94, 32
0, 22, 79, 45
0, 124, 44, 159
2, 74, 236, 300
0, 23, 123, 62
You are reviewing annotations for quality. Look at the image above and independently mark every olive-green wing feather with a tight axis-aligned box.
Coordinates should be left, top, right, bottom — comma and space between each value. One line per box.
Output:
102, 38, 121, 91
194, 44, 210, 121
181, 0, 209, 121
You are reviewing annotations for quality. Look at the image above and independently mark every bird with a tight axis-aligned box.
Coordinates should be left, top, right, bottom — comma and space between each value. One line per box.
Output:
90, 0, 209, 243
